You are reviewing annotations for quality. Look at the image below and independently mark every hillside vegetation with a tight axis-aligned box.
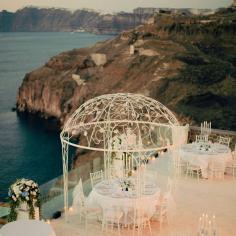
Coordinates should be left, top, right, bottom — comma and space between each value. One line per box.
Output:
16, 7, 236, 130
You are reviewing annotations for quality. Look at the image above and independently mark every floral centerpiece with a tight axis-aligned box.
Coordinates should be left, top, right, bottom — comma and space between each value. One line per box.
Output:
8, 178, 41, 222
198, 143, 211, 152
120, 179, 133, 191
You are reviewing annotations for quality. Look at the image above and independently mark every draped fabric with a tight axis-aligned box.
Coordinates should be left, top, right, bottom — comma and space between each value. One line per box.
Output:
172, 124, 189, 147
169, 125, 189, 177
72, 178, 84, 212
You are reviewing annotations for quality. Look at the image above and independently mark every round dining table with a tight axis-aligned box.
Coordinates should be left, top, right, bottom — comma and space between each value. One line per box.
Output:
180, 142, 232, 178
0, 220, 56, 236
88, 178, 160, 224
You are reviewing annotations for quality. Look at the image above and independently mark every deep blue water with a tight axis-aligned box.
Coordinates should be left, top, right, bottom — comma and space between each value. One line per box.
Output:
0, 32, 114, 200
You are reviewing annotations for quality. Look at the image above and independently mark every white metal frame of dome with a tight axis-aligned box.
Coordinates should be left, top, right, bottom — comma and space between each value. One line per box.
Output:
60, 93, 180, 221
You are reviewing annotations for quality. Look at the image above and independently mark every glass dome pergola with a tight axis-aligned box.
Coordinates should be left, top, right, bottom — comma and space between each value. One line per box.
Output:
60, 93, 180, 220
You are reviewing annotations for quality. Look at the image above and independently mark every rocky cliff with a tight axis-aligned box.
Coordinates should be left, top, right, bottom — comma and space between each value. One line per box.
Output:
0, 7, 152, 34
0, 6, 220, 34
16, 9, 236, 130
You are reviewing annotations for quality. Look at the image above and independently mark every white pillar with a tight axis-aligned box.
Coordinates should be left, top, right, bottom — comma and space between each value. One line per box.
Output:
130, 45, 135, 55
61, 137, 69, 222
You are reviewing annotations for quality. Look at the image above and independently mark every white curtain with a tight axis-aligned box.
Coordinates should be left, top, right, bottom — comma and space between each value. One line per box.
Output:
172, 124, 189, 147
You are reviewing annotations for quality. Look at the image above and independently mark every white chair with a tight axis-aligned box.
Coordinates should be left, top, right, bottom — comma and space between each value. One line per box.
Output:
185, 162, 201, 181
209, 159, 225, 180
170, 150, 187, 177
154, 191, 176, 230
166, 177, 174, 194
231, 156, 236, 177
195, 134, 208, 143
217, 136, 231, 147
73, 179, 101, 230
173, 156, 187, 177
90, 170, 104, 188
101, 204, 123, 234
170, 231, 193, 236
130, 205, 152, 235
228, 144, 236, 176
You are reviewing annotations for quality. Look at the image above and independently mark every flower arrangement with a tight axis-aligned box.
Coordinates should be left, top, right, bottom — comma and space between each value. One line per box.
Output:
8, 178, 41, 222
120, 179, 133, 191
198, 143, 211, 152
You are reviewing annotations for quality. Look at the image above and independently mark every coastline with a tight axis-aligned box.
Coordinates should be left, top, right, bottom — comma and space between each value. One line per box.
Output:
0, 32, 114, 200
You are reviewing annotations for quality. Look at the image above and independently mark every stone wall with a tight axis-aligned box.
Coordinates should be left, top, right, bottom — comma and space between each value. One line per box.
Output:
189, 126, 236, 150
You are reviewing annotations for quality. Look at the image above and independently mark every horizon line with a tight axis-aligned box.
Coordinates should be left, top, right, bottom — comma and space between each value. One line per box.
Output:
0, 4, 224, 14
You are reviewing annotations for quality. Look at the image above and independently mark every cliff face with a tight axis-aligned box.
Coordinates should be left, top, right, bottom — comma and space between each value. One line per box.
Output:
0, 7, 151, 34
17, 9, 236, 131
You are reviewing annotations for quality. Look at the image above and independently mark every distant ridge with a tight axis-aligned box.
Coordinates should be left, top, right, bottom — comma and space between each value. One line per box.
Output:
0, 6, 217, 34
0, 7, 145, 34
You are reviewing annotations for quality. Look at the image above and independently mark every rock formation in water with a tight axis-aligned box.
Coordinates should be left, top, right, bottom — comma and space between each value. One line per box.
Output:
16, 9, 236, 130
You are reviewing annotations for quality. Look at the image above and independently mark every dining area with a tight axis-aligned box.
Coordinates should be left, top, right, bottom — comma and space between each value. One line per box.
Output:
58, 94, 182, 235
57, 94, 236, 236
88, 174, 161, 231
69, 166, 176, 236
57, 139, 236, 236
176, 121, 236, 181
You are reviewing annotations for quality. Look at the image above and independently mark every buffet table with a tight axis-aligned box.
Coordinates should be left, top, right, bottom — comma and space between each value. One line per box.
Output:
180, 142, 232, 178
0, 220, 56, 236
88, 178, 160, 224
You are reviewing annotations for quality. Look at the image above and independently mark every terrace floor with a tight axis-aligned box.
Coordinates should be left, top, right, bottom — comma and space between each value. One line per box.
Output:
50, 154, 236, 236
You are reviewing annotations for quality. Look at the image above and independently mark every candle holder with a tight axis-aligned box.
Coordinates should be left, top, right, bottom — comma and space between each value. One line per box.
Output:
200, 121, 212, 136
198, 213, 217, 236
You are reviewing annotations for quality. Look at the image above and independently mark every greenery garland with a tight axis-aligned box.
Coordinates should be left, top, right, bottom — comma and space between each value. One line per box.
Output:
8, 178, 41, 222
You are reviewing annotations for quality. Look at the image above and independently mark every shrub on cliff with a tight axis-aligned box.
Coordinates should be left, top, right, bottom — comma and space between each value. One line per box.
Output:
175, 53, 206, 65
179, 59, 236, 85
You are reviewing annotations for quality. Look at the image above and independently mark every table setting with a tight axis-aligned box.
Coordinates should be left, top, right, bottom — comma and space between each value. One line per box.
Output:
93, 178, 158, 198
180, 142, 232, 178
88, 177, 160, 224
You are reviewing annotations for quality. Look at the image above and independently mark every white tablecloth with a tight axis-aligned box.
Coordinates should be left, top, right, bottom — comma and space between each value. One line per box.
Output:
180, 143, 232, 178
88, 178, 160, 224
0, 220, 56, 236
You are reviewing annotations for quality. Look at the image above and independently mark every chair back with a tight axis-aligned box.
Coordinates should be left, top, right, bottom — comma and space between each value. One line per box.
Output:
170, 231, 193, 236
167, 177, 173, 193
90, 170, 104, 188
131, 203, 148, 225
218, 136, 231, 147
209, 159, 225, 172
102, 204, 123, 221
233, 144, 236, 160
195, 134, 208, 143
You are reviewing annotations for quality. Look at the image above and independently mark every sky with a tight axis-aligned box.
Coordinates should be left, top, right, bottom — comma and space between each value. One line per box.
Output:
0, 0, 233, 13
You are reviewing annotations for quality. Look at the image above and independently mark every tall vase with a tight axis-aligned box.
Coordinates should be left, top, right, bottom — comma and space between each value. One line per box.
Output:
17, 202, 29, 220
33, 199, 40, 220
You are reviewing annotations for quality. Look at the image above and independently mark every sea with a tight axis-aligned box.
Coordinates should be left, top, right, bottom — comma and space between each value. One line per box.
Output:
0, 32, 114, 200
